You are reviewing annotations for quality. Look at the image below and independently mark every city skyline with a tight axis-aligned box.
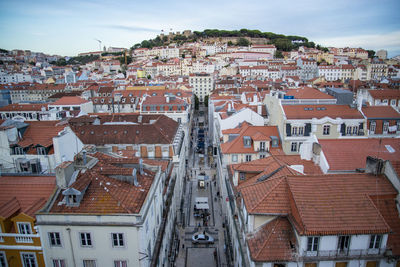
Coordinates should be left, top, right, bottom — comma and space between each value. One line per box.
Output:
1, 0, 399, 57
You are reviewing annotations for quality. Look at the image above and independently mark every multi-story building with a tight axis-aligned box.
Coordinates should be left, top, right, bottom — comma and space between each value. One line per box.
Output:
361, 106, 400, 136
363, 89, 400, 111
0, 175, 56, 267
367, 59, 388, 80
36, 152, 168, 267
188, 73, 214, 102
0, 103, 50, 121
297, 58, 318, 81
10, 84, 65, 103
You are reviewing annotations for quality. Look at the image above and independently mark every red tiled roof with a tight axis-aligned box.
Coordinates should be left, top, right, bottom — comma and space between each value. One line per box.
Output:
0, 176, 56, 219
18, 121, 65, 148
0, 103, 48, 112
285, 87, 335, 100
369, 89, 400, 99
362, 106, 400, 118
283, 105, 364, 119
50, 96, 90, 105
319, 139, 400, 171
247, 217, 296, 262
241, 173, 396, 236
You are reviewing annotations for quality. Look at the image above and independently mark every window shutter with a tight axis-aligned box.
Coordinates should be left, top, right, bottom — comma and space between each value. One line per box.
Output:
340, 123, 346, 136
286, 123, 291, 136
304, 123, 311, 136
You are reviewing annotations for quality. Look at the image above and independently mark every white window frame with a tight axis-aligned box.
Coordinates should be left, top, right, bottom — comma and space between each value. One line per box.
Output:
291, 142, 298, 152
323, 125, 330, 135
383, 121, 389, 133
260, 142, 266, 151
17, 222, 32, 235
231, 154, 238, 162
245, 154, 252, 162
111, 233, 125, 248
390, 99, 396, 106
20, 252, 38, 267
370, 121, 376, 134
83, 259, 96, 267
0, 251, 8, 267
369, 234, 382, 249
37, 146, 46, 155
114, 260, 128, 267
48, 232, 62, 247
80, 232, 93, 247
307, 236, 319, 252
52, 259, 66, 267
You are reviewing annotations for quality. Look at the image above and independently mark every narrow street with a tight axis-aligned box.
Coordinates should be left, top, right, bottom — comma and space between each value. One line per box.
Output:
174, 105, 229, 267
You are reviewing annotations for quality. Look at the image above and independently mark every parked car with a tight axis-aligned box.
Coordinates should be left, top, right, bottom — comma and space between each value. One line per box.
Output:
192, 233, 214, 244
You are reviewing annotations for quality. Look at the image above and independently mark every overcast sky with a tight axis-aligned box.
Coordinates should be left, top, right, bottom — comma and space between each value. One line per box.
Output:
1, 0, 399, 57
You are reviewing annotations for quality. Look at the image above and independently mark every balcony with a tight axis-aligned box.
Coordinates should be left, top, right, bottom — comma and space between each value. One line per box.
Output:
301, 248, 387, 261
0, 233, 39, 244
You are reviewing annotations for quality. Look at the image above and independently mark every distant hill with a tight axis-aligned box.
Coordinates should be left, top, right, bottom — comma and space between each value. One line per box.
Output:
131, 29, 318, 52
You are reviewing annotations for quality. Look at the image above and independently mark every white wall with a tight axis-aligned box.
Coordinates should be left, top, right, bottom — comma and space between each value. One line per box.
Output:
53, 127, 84, 166
218, 109, 264, 137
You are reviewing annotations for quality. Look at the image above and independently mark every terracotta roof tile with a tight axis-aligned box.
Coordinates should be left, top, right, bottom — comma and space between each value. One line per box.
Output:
18, 121, 65, 148
247, 217, 296, 262
362, 106, 400, 119
283, 104, 364, 119
319, 139, 400, 171
50, 96, 90, 105
285, 87, 335, 100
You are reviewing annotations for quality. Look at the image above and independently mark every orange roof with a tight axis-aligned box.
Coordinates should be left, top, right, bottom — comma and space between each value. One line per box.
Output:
283, 105, 364, 119
362, 106, 400, 118
221, 124, 280, 154
247, 217, 296, 262
50, 96, 90, 105
319, 139, 400, 172
18, 121, 65, 148
241, 173, 396, 235
0, 103, 48, 112
285, 87, 335, 100
369, 89, 400, 99
0, 176, 56, 220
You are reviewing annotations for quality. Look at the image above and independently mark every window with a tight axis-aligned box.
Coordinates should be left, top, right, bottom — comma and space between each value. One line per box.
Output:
245, 155, 252, 162
52, 259, 66, 267
239, 172, 245, 180
291, 142, 298, 152
83, 260, 96, 267
114, 261, 128, 267
383, 121, 389, 133
0, 251, 7, 267
338, 235, 350, 251
112, 233, 124, 247
80, 232, 92, 247
369, 235, 382, 249
36, 147, 46, 155
18, 222, 32, 235
49, 232, 61, 247
21, 253, 37, 267
323, 125, 330, 135
390, 99, 396, 106
335, 263, 347, 267
13, 146, 24, 155
370, 121, 376, 133
260, 154, 266, 159
260, 142, 266, 151
231, 154, 238, 162
307, 237, 319, 251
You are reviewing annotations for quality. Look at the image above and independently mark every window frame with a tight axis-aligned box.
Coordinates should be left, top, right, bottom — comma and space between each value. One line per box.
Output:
231, 154, 238, 162
338, 235, 350, 251
307, 236, 319, 252
369, 234, 382, 249
80, 232, 93, 247
48, 232, 62, 247
323, 125, 330, 135
291, 142, 298, 152
52, 259, 66, 267
114, 260, 128, 267
0, 251, 8, 267
111, 233, 125, 248
17, 222, 32, 235
245, 154, 252, 162
83, 259, 97, 267
20, 252, 38, 267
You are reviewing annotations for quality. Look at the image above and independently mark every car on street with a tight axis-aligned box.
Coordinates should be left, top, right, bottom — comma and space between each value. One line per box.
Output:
191, 233, 214, 244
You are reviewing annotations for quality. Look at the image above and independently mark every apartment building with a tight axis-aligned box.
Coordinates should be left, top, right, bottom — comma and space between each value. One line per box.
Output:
188, 73, 214, 102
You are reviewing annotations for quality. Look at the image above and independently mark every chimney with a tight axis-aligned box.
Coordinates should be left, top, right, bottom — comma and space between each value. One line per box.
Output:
166, 96, 170, 103
82, 150, 87, 165
132, 168, 139, 186
139, 158, 144, 175
228, 103, 232, 111
257, 104, 262, 115
56, 161, 75, 188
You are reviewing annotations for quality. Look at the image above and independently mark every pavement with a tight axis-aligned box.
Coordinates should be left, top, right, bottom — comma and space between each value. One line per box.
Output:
174, 107, 229, 267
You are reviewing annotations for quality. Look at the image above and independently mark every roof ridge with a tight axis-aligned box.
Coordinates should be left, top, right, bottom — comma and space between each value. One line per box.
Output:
366, 194, 392, 233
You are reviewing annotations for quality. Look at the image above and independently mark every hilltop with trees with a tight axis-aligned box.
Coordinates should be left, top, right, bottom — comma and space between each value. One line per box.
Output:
131, 29, 322, 52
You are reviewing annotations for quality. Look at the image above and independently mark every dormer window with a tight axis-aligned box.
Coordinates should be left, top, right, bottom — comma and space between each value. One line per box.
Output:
243, 136, 251, 147
62, 188, 82, 207
37, 146, 47, 155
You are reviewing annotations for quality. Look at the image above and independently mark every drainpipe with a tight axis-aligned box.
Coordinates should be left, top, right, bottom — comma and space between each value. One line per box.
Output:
66, 228, 76, 267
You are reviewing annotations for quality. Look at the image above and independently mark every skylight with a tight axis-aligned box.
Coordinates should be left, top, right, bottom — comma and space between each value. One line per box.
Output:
385, 145, 395, 153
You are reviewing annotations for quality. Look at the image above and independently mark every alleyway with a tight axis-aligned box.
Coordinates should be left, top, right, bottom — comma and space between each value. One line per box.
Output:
174, 105, 229, 267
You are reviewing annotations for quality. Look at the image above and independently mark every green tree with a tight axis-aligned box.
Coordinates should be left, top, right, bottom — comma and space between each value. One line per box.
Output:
194, 94, 199, 110
147, 75, 152, 79
227, 41, 234, 46
275, 50, 284, 58
237, 37, 250, 46
141, 40, 152, 49
367, 50, 376, 58
204, 95, 209, 107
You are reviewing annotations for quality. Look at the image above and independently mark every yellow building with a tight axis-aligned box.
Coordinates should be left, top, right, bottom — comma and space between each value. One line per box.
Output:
136, 69, 146, 78
0, 175, 56, 267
